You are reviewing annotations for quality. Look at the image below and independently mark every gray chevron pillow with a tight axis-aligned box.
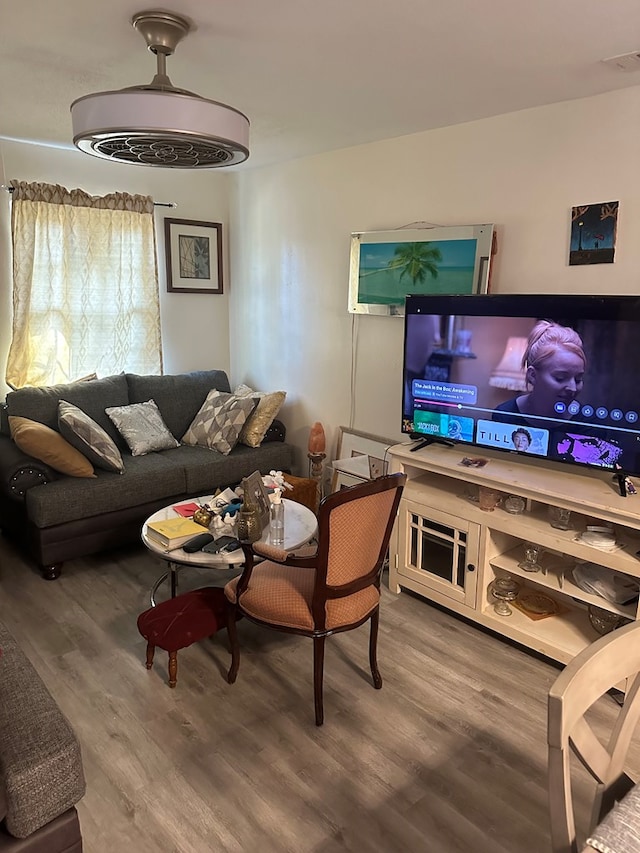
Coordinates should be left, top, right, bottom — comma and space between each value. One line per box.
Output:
58, 400, 124, 473
181, 389, 257, 455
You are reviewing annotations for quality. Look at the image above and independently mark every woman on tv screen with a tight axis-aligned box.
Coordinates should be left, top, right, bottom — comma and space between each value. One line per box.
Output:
494, 320, 586, 422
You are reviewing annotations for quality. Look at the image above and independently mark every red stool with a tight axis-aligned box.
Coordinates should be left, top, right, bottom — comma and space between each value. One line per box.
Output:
137, 586, 228, 688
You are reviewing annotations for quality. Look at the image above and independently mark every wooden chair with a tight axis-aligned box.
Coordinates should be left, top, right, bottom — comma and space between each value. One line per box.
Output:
548, 620, 640, 853
224, 472, 406, 725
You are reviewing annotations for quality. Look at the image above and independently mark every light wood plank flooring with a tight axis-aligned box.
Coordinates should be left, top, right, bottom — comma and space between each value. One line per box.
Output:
1, 536, 638, 853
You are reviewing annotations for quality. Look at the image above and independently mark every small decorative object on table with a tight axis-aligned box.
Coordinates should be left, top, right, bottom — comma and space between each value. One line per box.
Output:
242, 470, 271, 528
488, 575, 521, 616
193, 504, 214, 528
236, 477, 263, 544
269, 488, 285, 546
262, 470, 293, 494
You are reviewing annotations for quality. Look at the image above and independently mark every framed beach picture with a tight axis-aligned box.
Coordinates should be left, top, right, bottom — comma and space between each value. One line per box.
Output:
348, 223, 495, 316
164, 218, 223, 294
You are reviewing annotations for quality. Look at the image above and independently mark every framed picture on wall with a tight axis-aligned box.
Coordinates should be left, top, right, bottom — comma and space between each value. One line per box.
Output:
164, 218, 223, 294
348, 223, 495, 316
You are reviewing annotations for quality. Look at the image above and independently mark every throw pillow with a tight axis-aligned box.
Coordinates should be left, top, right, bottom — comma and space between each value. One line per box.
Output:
8, 416, 96, 478
181, 389, 257, 455
58, 400, 124, 474
105, 400, 179, 457
233, 384, 286, 448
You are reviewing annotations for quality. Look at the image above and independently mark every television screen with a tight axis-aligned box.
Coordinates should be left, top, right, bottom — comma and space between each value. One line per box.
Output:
402, 294, 640, 476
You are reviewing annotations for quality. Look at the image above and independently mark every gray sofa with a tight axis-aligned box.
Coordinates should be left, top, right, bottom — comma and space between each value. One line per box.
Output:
0, 620, 85, 852
0, 370, 294, 579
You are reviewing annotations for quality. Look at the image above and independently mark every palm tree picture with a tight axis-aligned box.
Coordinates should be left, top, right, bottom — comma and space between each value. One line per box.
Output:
386, 242, 443, 286
354, 237, 478, 306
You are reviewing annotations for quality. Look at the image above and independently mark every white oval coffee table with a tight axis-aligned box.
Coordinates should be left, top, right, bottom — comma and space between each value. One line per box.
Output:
142, 495, 317, 605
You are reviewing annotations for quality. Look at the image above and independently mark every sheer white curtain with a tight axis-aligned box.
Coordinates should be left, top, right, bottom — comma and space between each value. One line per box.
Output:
6, 180, 162, 388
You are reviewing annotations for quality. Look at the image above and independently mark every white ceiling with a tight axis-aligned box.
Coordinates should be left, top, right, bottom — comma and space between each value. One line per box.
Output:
2, 0, 640, 170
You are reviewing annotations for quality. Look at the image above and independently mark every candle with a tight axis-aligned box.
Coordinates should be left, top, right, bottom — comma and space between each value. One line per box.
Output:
308, 422, 326, 454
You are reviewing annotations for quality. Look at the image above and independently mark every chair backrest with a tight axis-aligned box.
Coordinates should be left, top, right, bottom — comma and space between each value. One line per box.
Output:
548, 620, 640, 853
309, 473, 406, 625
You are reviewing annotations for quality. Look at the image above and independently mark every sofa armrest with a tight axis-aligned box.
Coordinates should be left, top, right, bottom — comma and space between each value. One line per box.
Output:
0, 435, 55, 502
0, 623, 85, 839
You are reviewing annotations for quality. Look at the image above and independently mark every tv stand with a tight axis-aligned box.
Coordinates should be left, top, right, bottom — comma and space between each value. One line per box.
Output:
388, 442, 640, 665
409, 436, 455, 452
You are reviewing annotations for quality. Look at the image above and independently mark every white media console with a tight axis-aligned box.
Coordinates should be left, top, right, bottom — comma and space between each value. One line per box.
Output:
388, 441, 640, 664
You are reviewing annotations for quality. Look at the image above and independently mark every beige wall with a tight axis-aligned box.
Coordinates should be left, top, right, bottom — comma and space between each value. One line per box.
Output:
0, 140, 232, 396
229, 86, 640, 475
2, 85, 640, 480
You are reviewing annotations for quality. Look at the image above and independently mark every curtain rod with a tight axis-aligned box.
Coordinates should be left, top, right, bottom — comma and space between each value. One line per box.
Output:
1, 185, 175, 208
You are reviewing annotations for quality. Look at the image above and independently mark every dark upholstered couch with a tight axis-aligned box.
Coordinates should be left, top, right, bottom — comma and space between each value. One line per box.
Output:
0, 370, 294, 579
0, 620, 85, 852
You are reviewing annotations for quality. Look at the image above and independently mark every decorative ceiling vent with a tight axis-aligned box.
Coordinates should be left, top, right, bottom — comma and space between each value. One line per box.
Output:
70, 10, 250, 168
601, 51, 640, 72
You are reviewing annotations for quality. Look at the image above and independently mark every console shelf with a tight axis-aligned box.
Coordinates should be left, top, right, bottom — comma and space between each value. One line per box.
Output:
389, 442, 640, 665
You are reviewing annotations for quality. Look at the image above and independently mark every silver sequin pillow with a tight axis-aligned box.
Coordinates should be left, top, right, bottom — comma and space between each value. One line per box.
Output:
105, 399, 179, 457
58, 400, 124, 473
181, 389, 257, 455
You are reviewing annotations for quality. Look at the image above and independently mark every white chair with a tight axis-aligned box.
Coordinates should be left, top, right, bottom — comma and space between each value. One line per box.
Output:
548, 620, 640, 853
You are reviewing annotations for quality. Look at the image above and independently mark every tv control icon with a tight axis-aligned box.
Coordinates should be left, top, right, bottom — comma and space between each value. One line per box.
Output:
554, 402, 566, 414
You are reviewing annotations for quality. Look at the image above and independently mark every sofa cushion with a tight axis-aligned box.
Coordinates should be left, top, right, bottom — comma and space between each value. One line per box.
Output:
181, 390, 257, 455
106, 400, 180, 456
8, 417, 96, 479
5, 374, 129, 444
58, 400, 124, 473
25, 452, 188, 527
233, 384, 287, 447
173, 441, 296, 495
126, 370, 231, 439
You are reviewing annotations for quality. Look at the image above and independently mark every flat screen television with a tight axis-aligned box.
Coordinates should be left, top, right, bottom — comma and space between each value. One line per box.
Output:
402, 294, 640, 477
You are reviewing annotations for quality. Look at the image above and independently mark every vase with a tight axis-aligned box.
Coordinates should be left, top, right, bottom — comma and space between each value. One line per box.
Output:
237, 480, 262, 544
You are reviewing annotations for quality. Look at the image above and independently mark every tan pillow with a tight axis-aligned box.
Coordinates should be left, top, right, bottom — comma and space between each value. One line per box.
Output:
9, 416, 96, 478
233, 384, 286, 448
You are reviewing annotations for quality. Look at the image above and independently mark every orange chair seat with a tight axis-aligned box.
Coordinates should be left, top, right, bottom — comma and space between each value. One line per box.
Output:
225, 563, 380, 631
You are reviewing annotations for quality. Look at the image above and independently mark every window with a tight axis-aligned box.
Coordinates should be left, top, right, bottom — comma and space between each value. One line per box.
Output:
6, 181, 162, 388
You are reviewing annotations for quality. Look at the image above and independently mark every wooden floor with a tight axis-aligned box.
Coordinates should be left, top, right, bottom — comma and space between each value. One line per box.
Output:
1, 538, 638, 853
